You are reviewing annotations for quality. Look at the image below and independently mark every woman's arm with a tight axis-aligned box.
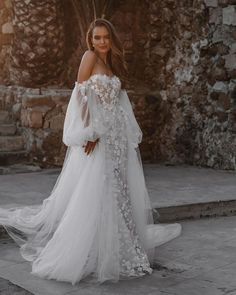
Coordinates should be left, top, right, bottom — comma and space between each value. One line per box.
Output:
77, 50, 97, 83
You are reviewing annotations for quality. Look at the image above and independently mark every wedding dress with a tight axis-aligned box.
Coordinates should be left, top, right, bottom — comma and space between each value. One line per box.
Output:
0, 73, 181, 285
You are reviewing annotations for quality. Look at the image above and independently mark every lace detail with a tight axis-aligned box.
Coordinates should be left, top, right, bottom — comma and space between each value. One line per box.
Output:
79, 74, 152, 278
78, 74, 121, 111
106, 122, 152, 277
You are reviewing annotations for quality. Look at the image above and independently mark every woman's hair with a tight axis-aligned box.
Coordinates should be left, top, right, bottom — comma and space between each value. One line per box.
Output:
86, 18, 127, 88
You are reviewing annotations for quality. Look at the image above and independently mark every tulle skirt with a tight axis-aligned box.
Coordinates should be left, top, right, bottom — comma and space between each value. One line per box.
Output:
0, 140, 181, 285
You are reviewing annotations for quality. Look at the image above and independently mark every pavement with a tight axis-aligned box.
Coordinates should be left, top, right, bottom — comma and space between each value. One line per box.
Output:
0, 216, 235, 295
0, 163, 235, 294
0, 277, 32, 295
0, 163, 235, 221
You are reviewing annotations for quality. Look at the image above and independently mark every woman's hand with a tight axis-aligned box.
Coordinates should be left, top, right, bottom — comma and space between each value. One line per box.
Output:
82, 138, 99, 155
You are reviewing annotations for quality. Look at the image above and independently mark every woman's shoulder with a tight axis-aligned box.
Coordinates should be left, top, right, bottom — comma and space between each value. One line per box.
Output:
78, 50, 97, 82
81, 50, 97, 64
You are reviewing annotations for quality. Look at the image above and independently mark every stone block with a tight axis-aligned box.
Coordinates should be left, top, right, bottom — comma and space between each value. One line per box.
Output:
230, 85, 236, 100
211, 66, 228, 80
175, 67, 193, 85
212, 92, 219, 104
228, 68, 236, 78
28, 110, 43, 128
51, 95, 68, 106
179, 14, 191, 26
0, 110, 10, 123
212, 25, 234, 45
151, 46, 168, 58
218, 92, 231, 109
209, 7, 222, 24
31, 105, 52, 116
0, 123, 16, 135
49, 114, 65, 130
0, 135, 25, 152
204, 0, 218, 7
223, 54, 236, 70
183, 31, 192, 40
223, 5, 236, 25
12, 102, 21, 114
42, 132, 61, 152
1, 22, 13, 34
200, 38, 208, 48
163, 7, 173, 23
216, 43, 229, 55
168, 87, 180, 100
149, 30, 162, 41
150, 13, 159, 25
218, 0, 229, 7
230, 43, 236, 53
0, 33, 12, 45
25, 88, 41, 95
43, 120, 50, 129
21, 109, 28, 127
22, 95, 55, 108
212, 81, 229, 93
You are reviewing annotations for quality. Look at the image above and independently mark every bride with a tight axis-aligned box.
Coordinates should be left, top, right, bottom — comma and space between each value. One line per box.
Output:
0, 18, 181, 285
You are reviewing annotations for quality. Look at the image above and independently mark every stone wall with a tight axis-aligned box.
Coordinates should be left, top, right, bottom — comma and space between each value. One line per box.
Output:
9, 0, 65, 87
0, 0, 13, 85
174, 0, 236, 170
0, 83, 70, 167
0, 0, 236, 169
168, 0, 236, 170
110, 0, 236, 169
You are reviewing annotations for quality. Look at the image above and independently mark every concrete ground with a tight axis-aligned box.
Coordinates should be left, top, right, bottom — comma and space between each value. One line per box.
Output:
0, 277, 32, 295
0, 163, 235, 294
0, 216, 235, 295
0, 163, 235, 211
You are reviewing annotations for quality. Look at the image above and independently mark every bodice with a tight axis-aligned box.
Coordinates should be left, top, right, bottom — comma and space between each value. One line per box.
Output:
67, 73, 142, 148
77, 74, 121, 111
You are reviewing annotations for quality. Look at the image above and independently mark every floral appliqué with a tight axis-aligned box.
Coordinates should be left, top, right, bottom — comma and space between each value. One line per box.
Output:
78, 74, 152, 278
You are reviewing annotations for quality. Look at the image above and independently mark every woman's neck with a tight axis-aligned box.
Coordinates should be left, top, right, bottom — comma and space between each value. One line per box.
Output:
95, 51, 107, 64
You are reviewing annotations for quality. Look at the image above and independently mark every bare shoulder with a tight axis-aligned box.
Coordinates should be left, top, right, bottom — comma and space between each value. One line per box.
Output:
81, 50, 97, 62
77, 50, 97, 82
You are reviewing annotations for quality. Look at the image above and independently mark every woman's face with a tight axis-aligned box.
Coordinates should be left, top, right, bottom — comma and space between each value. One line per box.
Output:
91, 25, 111, 55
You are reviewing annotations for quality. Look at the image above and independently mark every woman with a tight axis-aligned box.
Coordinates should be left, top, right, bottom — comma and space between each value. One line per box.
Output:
0, 18, 181, 285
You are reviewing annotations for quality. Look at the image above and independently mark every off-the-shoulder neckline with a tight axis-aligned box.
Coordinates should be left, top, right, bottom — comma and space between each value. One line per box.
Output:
90, 73, 117, 79
75, 73, 118, 85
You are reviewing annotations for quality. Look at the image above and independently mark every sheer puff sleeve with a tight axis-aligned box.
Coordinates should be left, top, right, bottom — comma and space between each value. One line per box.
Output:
63, 81, 106, 147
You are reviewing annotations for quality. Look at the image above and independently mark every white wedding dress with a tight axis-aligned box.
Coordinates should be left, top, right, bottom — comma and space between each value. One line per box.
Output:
0, 74, 181, 285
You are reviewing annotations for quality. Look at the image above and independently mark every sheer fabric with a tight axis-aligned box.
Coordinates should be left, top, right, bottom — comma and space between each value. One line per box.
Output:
0, 74, 181, 285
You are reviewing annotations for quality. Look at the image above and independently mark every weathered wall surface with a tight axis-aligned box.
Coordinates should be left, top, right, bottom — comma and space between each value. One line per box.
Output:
0, 0, 236, 169
170, 0, 236, 170
0, 0, 13, 85
10, 0, 65, 87
110, 0, 236, 169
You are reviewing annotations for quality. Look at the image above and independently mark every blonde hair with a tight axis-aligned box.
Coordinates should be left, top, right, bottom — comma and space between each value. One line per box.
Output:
86, 18, 127, 88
